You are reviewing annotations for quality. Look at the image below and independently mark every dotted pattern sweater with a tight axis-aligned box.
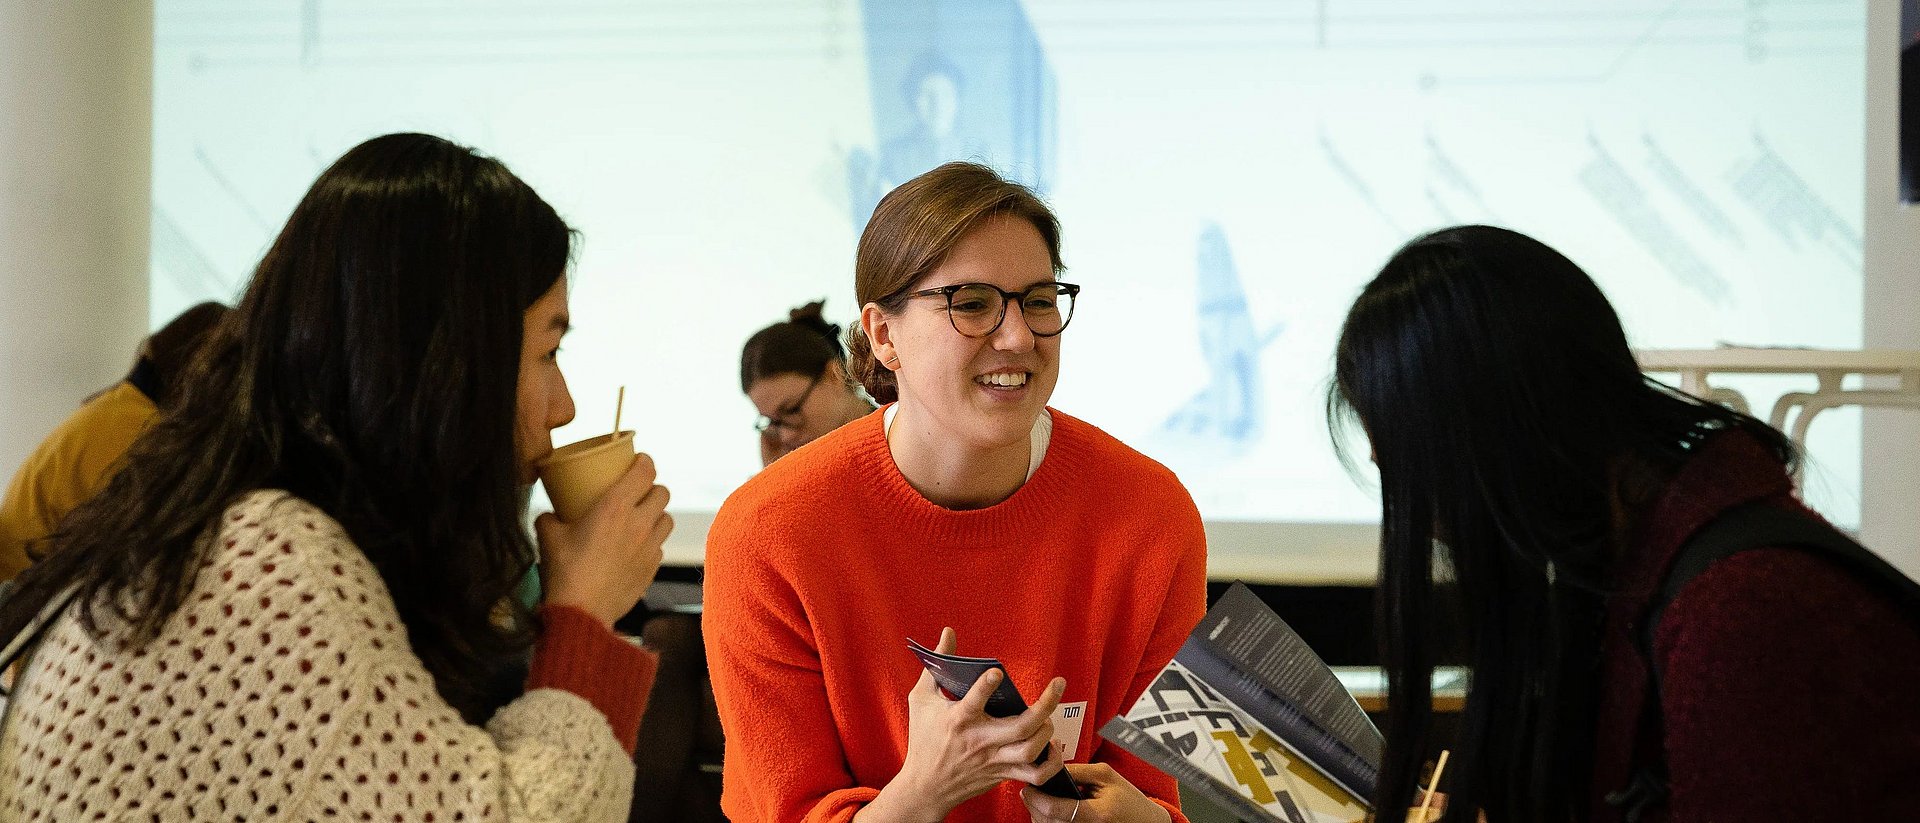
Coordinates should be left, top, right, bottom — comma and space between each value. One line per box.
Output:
704, 408, 1208, 823
0, 490, 656, 822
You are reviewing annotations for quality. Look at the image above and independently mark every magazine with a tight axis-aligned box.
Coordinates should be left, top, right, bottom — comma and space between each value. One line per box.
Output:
1099, 583, 1384, 823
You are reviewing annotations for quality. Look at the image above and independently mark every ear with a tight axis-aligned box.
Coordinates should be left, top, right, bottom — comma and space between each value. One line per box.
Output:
860, 302, 899, 372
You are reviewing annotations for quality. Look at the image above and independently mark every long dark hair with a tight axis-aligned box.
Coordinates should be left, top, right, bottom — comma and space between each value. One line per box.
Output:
1328, 225, 1795, 822
740, 300, 846, 393
0, 133, 572, 723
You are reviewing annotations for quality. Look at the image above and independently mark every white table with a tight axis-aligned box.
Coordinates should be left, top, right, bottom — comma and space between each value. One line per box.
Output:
1636, 348, 1920, 447
1331, 666, 1469, 713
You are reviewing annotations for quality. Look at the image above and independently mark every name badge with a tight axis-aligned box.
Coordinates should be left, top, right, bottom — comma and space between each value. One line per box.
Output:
1052, 701, 1089, 760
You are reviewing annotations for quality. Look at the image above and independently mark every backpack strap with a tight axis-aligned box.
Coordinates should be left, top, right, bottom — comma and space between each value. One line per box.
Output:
1607, 501, 1920, 820
1642, 503, 1920, 682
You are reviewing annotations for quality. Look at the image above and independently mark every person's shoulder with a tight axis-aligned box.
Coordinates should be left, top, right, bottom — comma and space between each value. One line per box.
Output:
65, 382, 159, 441
1669, 547, 1900, 618
1046, 409, 1189, 498
40, 382, 158, 474
89, 381, 161, 418
200, 490, 403, 634
210, 489, 354, 554
719, 411, 882, 518
1660, 546, 1920, 674
706, 414, 883, 579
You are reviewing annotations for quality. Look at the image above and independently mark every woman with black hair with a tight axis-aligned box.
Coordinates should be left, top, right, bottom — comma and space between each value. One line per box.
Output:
740, 300, 876, 466
1332, 225, 1920, 822
0, 133, 672, 821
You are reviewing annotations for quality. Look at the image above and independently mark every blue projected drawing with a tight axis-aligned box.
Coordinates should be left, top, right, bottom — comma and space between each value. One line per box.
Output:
847, 0, 1057, 222
1159, 224, 1284, 451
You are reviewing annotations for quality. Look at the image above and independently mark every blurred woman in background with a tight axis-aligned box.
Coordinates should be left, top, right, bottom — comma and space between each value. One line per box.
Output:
740, 300, 875, 466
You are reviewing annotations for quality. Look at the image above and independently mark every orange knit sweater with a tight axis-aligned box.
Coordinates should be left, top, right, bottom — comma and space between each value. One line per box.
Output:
704, 408, 1207, 823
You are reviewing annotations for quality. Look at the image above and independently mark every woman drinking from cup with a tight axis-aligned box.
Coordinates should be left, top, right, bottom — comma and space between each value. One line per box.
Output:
704, 162, 1207, 823
0, 133, 672, 821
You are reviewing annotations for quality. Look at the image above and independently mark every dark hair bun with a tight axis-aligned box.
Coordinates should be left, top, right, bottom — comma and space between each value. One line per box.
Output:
788, 300, 840, 346
740, 299, 848, 392
789, 300, 826, 323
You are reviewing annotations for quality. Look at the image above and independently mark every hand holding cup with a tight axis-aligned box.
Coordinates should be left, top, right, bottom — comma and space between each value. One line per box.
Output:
534, 431, 673, 626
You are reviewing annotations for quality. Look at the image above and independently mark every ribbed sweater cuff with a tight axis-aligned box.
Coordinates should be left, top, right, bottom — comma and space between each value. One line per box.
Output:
1152, 796, 1188, 823
528, 604, 657, 755
808, 787, 881, 823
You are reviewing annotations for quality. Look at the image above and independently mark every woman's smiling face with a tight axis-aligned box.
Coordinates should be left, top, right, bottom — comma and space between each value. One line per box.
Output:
875, 214, 1061, 451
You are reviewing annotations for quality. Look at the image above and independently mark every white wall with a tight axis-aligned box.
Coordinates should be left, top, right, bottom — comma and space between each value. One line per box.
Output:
0, 1, 154, 475
1862, 0, 1920, 580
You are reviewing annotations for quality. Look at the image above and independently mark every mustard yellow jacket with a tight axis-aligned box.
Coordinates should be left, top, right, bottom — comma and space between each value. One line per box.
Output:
0, 381, 157, 578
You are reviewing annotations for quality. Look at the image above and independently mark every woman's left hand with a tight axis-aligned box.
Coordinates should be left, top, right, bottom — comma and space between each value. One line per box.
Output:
1020, 763, 1171, 823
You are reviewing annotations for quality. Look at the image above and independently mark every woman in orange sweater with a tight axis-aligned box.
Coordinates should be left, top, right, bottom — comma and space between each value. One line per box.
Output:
704, 162, 1207, 823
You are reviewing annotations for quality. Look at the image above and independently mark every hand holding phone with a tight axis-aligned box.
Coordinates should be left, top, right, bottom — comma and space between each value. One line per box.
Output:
907, 635, 1083, 800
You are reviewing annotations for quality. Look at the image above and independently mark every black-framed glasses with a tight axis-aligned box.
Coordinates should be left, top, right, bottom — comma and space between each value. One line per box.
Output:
753, 369, 825, 433
895, 282, 1080, 338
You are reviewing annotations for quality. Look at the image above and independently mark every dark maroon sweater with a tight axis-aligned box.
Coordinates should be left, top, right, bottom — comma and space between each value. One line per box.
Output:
1589, 432, 1920, 821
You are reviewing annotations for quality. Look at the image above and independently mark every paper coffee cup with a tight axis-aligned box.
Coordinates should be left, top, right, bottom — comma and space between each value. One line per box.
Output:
536, 430, 636, 522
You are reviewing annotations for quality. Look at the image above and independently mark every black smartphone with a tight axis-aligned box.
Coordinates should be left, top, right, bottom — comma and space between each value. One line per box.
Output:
907, 638, 1081, 800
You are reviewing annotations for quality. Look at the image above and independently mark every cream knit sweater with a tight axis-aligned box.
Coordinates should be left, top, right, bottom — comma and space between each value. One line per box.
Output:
0, 490, 635, 822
